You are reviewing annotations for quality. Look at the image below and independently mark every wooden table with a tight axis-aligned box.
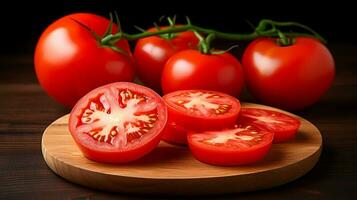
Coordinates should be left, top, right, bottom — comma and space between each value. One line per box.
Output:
0, 42, 356, 199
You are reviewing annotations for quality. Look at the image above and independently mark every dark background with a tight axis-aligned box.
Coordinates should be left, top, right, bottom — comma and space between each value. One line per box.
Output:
0, 0, 356, 55
1, 1, 357, 199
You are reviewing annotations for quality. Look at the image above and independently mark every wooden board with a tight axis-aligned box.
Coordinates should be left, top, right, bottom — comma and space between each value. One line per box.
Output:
41, 103, 322, 195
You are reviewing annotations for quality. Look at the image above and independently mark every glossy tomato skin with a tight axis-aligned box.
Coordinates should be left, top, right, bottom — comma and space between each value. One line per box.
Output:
161, 121, 188, 145
69, 82, 167, 163
134, 27, 199, 92
163, 90, 241, 132
162, 50, 244, 97
35, 13, 135, 107
188, 126, 274, 166
75, 132, 163, 163
242, 37, 335, 110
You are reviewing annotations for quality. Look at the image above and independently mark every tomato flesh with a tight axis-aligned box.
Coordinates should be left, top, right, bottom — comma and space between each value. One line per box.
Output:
188, 125, 274, 166
163, 90, 241, 132
238, 108, 301, 143
69, 82, 167, 163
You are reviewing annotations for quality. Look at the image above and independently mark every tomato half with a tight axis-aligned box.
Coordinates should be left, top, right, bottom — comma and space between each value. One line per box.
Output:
238, 108, 301, 143
35, 13, 135, 107
242, 37, 335, 110
162, 49, 244, 97
188, 125, 274, 166
69, 82, 167, 163
161, 121, 188, 145
163, 90, 241, 132
134, 26, 199, 92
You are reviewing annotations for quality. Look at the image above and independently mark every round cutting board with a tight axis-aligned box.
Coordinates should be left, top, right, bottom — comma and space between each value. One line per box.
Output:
41, 103, 322, 195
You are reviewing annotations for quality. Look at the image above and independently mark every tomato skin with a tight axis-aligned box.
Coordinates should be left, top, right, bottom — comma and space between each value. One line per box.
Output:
188, 127, 274, 166
69, 82, 167, 163
188, 139, 272, 166
35, 13, 135, 107
163, 90, 241, 132
242, 37, 335, 110
74, 134, 163, 163
161, 49, 245, 97
161, 122, 188, 145
134, 27, 199, 92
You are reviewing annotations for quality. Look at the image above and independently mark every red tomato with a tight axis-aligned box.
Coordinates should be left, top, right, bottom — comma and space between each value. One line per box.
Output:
163, 90, 241, 132
238, 108, 301, 143
134, 26, 199, 92
162, 121, 188, 145
162, 49, 244, 97
188, 125, 274, 166
242, 37, 335, 110
69, 82, 167, 163
35, 13, 135, 107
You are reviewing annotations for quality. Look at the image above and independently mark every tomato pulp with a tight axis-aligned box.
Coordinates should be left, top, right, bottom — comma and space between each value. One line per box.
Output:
238, 108, 301, 143
188, 124, 274, 166
162, 90, 241, 144
69, 82, 167, 163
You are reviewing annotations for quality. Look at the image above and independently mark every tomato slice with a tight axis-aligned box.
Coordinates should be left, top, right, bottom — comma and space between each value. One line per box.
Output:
163, 90, 241, 131
188, 125, 274, 166
69, 82, 167, 163
162, 121, 189, 145
238, 108, 301, 143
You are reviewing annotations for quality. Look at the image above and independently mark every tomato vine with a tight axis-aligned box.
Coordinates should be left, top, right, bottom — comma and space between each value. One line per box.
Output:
75, 13, 326, 54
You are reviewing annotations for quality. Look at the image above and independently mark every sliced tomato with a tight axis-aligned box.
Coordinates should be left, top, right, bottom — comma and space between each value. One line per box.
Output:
162, 121, 188, 145
238, 108, 301, 143
69, 82, 167, 163
163, 90, 241, 132
188, 125, 274, 166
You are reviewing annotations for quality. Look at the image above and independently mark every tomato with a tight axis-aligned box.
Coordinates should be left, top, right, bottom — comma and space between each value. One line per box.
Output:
35, 13, 135, 107
163, 90, 241, 132
134, 26, 199, 92
69, 82, 167, 163
238, 108, 301, 143
162, 121, 188, 145
188, 125, 274, 166
242, 37, 335, 110
161, 49, 244, 97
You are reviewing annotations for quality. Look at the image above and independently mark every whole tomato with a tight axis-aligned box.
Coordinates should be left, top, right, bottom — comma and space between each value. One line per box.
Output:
161, 49, 244, 97
242, 37, 335, 110
134, 26, 199, 92
35, 13, 135, 107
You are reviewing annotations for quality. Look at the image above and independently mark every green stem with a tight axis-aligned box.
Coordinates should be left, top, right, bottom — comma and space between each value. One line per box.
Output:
100, 19, 326, 46
256, 19, 326, 43
204, 33, 216, 54
193, 31, 208, 54
277, 30, 290, 46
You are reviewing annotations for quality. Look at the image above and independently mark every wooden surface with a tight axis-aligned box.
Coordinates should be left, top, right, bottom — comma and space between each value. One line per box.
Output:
1, 42, 357, 199
41, 103, 321, 195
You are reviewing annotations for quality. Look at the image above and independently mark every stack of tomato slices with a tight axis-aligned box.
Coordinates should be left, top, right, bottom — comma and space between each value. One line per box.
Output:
69, 82, 301, 166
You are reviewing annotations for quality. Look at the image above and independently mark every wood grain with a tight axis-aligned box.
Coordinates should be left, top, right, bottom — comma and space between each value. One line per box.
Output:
41, 103, 322, 195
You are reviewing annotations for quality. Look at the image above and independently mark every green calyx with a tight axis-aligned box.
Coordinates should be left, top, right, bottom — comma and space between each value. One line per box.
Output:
72, 11, 129, 55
